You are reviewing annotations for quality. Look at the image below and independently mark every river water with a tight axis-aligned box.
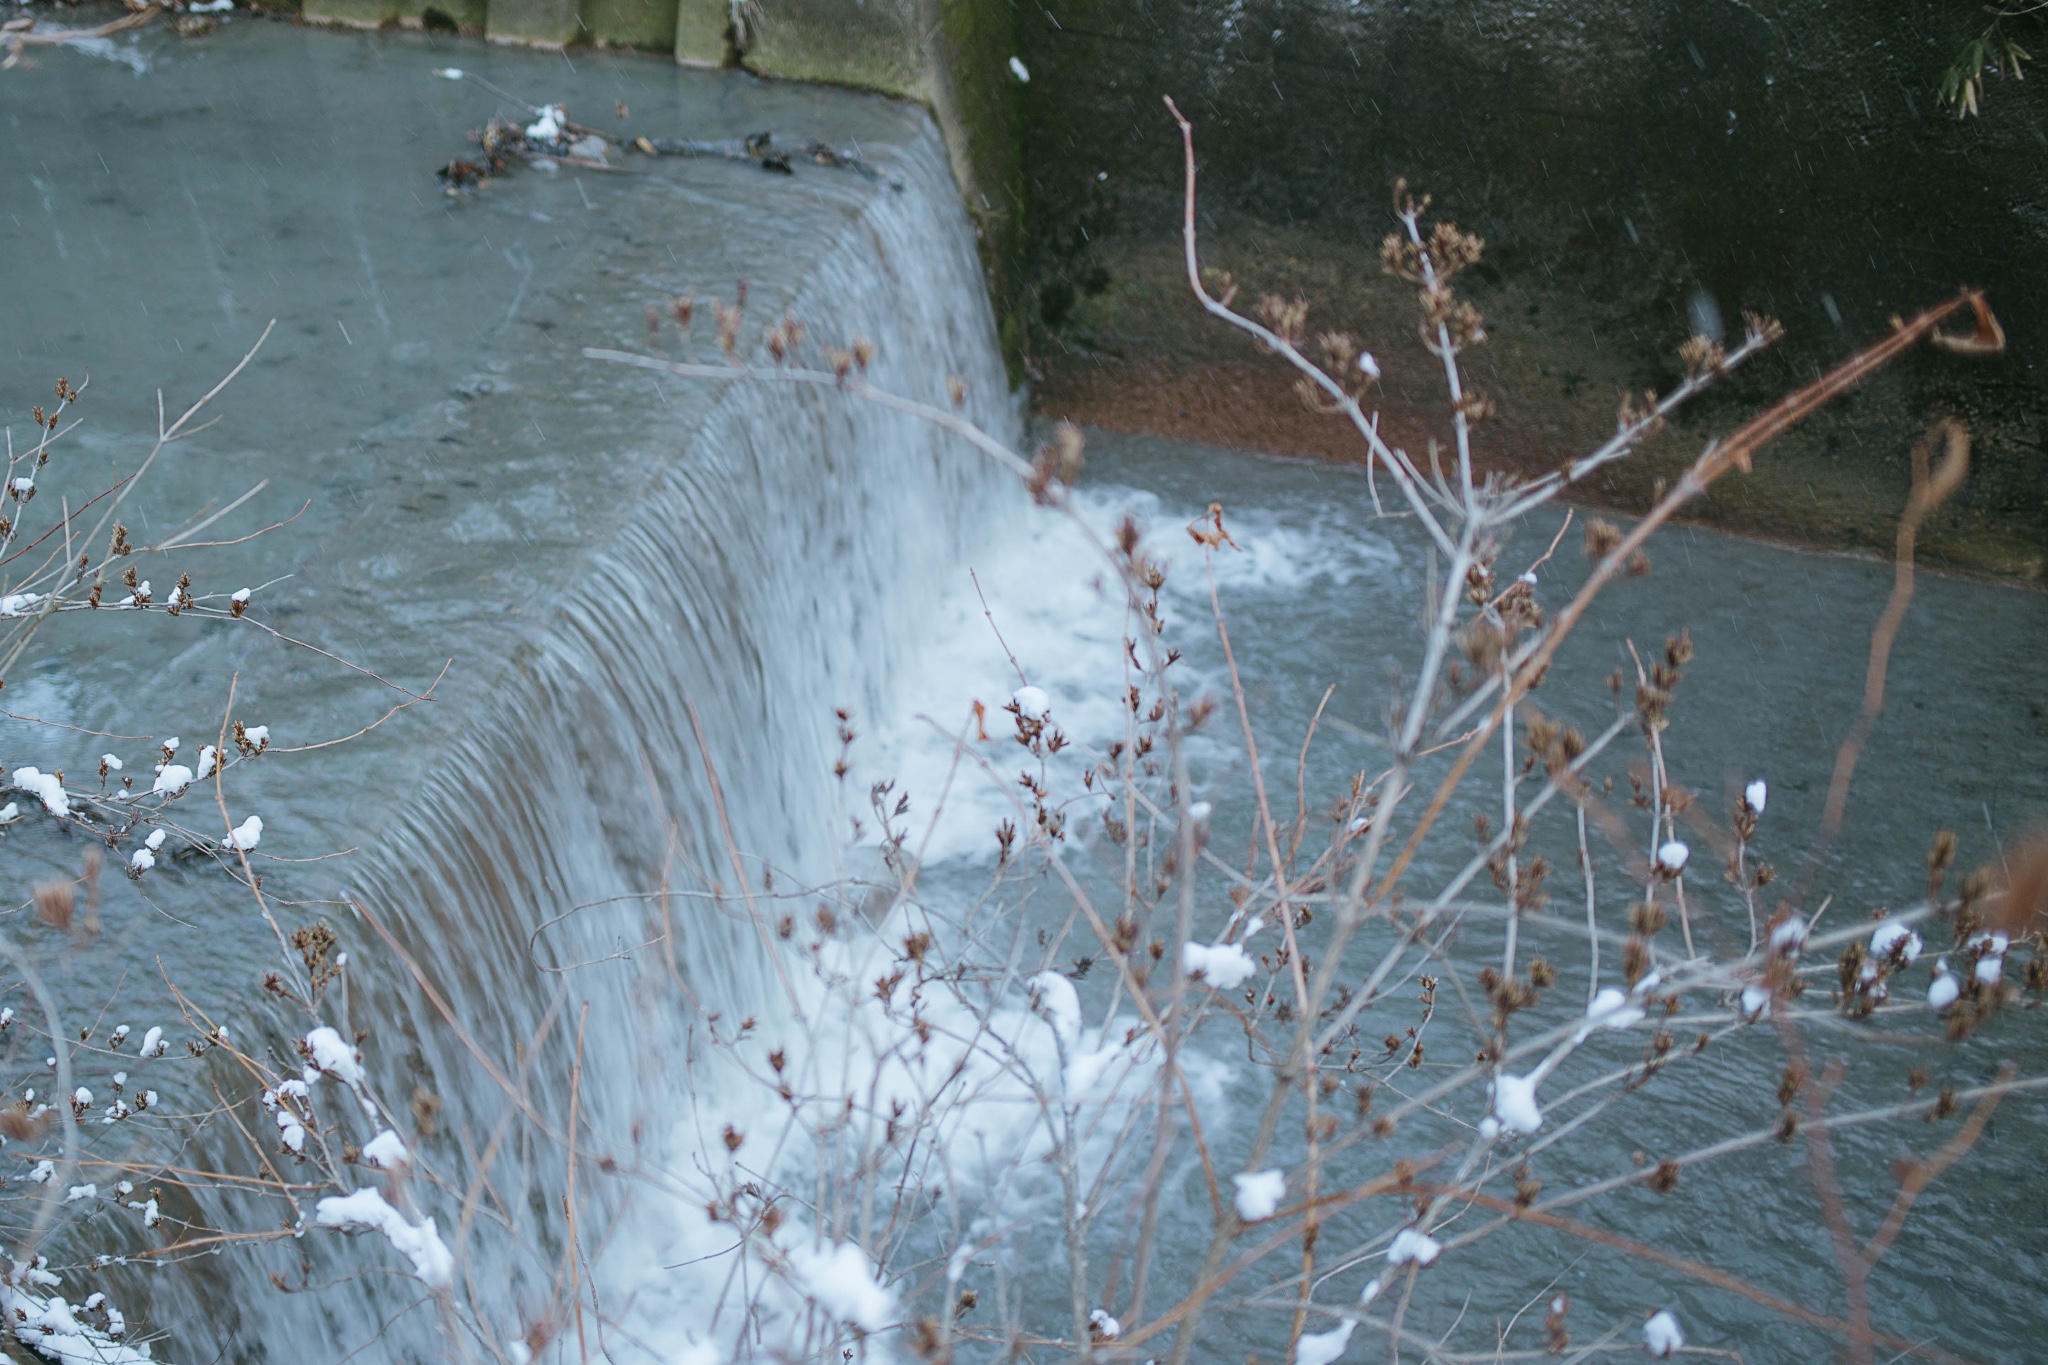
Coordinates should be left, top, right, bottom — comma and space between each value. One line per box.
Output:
2, 15, 2045, 1365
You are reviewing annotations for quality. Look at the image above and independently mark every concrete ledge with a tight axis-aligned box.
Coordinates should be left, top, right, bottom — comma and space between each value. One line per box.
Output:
487, 0, 578, 47
301, 0, 397, 28
673, 0, 728, 64
742, 0, 924, 92
582, 0, 677, 51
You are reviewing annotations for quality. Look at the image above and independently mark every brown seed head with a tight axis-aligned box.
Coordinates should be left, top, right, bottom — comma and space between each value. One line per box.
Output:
32, 879, 74, 932
1583, 518, 1623, 561
1678, 333, 1726, 380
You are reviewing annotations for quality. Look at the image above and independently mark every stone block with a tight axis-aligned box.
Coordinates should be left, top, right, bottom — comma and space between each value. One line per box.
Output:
742, 0, 925, 94
674, 0, 729, 65
488, 0, 579, 47
584, 0, 678, 51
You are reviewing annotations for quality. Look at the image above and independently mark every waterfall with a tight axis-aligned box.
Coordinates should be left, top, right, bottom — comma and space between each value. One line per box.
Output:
159, 117, 1017, 1361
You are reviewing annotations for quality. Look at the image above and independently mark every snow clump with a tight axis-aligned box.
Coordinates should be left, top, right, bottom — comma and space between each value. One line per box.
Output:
1642, 1309, 1684, 1357
4, 1282, 152, 1363
787, 1240, 894, 1332
1970, 931, 2009, 987
1489, 1072, 1543, 1134
1768, 915, 1807, 953
1296, 1320, 1356, 1365
361, 1130, 411, 1169
315, 1188, 453, 1287
10, 768, 67, 817
1387, 1228, 1441, 1266
301, 1026, 365, 1087
1926, 961, 1959, 1013
1232, 1169, 1286, 1222
1181, 940, 1257, 991
1868, 919, 1923, 966
150, 765, 193, 797
1026, 972, 1082, 1052
1574, 986, 1646, 1042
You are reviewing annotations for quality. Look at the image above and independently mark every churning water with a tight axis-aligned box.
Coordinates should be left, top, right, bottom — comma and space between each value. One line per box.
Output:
2, 15, 2046, 1365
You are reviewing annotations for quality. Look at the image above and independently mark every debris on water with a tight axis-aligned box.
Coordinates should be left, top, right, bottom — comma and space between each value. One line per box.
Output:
433, 72, 900, 198
2, 5, 162, 71
632, 130, 892, 182
437, 158, 488, 191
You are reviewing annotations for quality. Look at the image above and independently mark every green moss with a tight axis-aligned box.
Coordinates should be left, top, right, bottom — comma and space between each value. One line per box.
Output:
742, 0, 926, 91
580, 0, 676, 51
674, 0, 730, 65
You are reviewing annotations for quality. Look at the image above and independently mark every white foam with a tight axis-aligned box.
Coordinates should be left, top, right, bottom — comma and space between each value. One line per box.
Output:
850, 483, 1403, 865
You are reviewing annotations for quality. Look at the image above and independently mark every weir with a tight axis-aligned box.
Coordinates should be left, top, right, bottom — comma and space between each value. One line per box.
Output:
2, 21, 1012, 1358
5, 15, 2048, 1365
